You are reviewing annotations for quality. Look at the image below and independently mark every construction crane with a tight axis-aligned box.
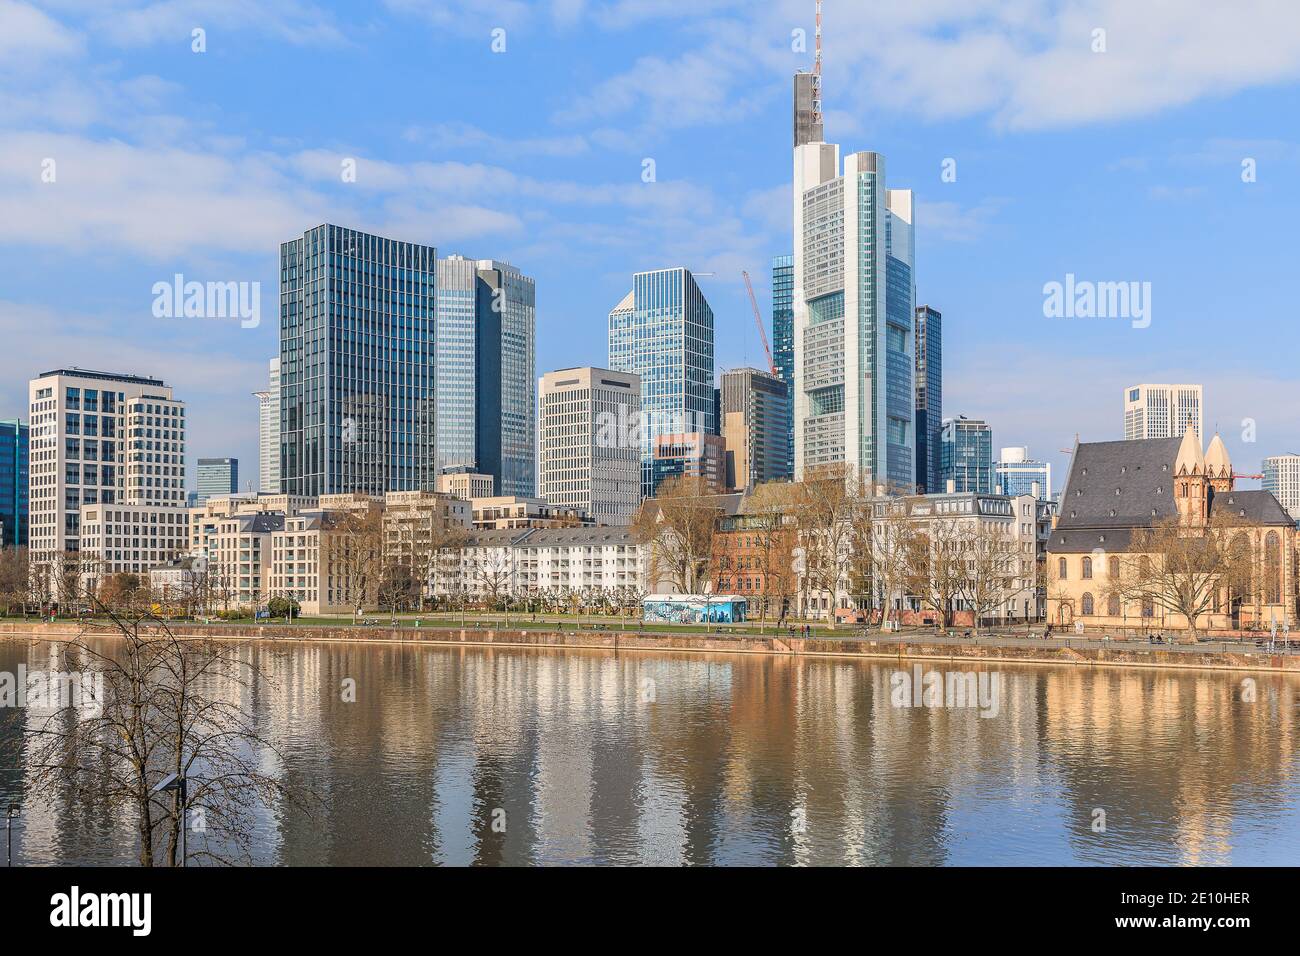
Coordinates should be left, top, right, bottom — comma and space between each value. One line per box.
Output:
741, 270, 777, 376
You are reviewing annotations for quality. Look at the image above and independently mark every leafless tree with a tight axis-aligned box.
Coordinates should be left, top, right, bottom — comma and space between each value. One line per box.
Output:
632, 474, 724, 594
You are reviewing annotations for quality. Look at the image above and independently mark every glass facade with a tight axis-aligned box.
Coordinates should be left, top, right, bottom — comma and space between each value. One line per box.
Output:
771, 255, 795, 478
940, 417, 994, 494
0, 419, 29, 547
196, 457, 238, 502
609, 268, 715, 498
914, 306, 942, 493
280, 224, 437, 497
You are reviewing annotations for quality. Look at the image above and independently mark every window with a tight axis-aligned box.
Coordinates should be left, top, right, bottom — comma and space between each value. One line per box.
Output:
1058, 557, 1067, 579
1082, 592, 1094, 615
1108, 594, 1120, 616
1082, 557, 1093, 579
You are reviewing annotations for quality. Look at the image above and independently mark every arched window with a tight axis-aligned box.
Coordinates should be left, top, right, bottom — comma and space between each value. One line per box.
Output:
1142, 596, 1154, 618
1082, 557, 1093, 578
1058, 557, 1067, 579
1109, 556, 1120, 577
1266, 531, 1282, 604
1107, 593, 1120, 616
1082, 592, 1095, 615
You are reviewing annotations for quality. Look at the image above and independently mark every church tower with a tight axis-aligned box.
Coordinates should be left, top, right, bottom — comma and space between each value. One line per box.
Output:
1174, 428, 1209, 526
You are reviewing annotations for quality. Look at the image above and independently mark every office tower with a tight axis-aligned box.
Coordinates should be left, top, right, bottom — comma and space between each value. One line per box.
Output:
254, 357, 280, 493
651, 433, 726, 493
609, 268, 715, 499
720, 368, 792, 491
771, 254, 795, 476
279, 224, 437, 497
996, 446, 1052, 499
939, 416, 994, 494
539, 367, 641, 526
1263, 455, 1300, 523
27, 369, 185, 560
0, 419, 29, 547
197, 458, 239, 503
436, 255, 537, 497
792, 142, 915, 484
1123, 384, 1203, 440
914, 305, 942, 493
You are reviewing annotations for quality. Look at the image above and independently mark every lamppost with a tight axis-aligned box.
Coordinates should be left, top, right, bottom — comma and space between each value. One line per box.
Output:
152, 774, 188, 867
6, 804, 19, 867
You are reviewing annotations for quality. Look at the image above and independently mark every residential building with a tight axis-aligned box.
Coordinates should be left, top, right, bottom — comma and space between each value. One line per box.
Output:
996, 446, 1052, 499
609, 267, 715, 499
77, 503, 191, 579
188, 493, 318, 561
651, 432, 726, 493
539, 367, 641, 526
253, 357, 280, 493
435, 255, 537, 497
0, 419, 29, 547
1123, 384, 1203, 441
515, 527, 645, 597
771, 254, 795, 477
279, 224, 437, 497
470, 496, 590, 530
196, 457, 238, 503
149, 556, 207, 605
914, 305, 942, 493
435, 468, 495, 500
720, 368, 792, 491
940, 416, 994, 494
1048, 432, 1296, 631
210, 512, 284, 609
1263, 454, 1300, 523
28, 368, 185, 563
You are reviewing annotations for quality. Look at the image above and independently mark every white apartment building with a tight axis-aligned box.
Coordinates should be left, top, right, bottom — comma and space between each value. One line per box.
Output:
1263, 454, 1300, 523
539, 367, 641, 525
189, 492, 318, 560
78, 504, 190, 579
1123, 384, 1203, 440
28, 368, 186, 563
210, 511, 284, 609
515, 527, 644, 595
254, 357, 280, 493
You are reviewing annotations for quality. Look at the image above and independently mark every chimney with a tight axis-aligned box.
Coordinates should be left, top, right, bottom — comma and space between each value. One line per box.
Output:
1031, 481, 1041, 500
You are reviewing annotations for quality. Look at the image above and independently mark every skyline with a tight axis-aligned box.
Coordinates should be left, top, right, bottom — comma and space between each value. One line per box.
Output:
1, 1, 1299, 492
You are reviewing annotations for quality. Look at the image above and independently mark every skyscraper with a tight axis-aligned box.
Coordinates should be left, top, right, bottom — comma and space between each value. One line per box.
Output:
27, 369, 185, 560
996, 446, 1052, 499
197, 458, 239, 502
771, 254, 795, 477
539, 367, 641, 526
435, 255, 537, 497
254, 357, 280, 493
0, 419, 29, 547
720, 367, 792, 491
914, 305, 942, 494
791, 21, 915, 487
609, 267, 715, 499
1262, 455, 1300, 523
279, 224, 437, 497
1123, 384, 1203, 440
940, 416, 994, 494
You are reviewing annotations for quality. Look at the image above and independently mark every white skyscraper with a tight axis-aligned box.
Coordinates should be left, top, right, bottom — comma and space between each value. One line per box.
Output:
539, 367, 641, 526
254, 356, 280, 493
1263, 454, 1300, 523
1123, 384, 1203, 440
792, 132, 915, 485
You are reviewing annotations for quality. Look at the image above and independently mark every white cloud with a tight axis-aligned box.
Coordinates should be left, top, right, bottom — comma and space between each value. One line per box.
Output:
0, 1, 82, 65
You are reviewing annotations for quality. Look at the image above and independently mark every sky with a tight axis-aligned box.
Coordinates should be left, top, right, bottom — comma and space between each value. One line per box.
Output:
1, 0, 1299, 493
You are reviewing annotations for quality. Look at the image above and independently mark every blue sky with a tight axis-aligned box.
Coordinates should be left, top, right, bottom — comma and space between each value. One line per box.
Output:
2, 0, 1299, 492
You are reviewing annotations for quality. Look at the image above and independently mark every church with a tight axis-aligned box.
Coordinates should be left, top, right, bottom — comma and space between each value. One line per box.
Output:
1047, 429, 1297, 633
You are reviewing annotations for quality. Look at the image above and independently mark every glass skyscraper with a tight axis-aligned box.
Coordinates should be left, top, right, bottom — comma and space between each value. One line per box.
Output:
279, 224, 437, 497
914, 305, 942, 493
996, 447, 1051, 499
771, 255, 795, 478
196, 457, 238, 502
0, 419, 29, 547
940, 416, 994, 494
609, 268, 715, 499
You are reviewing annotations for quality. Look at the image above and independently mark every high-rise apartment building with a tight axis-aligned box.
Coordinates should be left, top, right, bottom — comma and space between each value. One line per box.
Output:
197, 458, 239, 502
279, 224, 437, 497
254, 357, 280, 493
27, 369, 185, 560
1263, 455, 1300, 523
792, 139, 915, 485
720, 368, 792, 491
539, 367, 641, 526
940, 416, 994, 494
609, 268, 715, 499
1124, 384, 1203, 441
996, 446, 1052, 499
0, 419, 29, 547
914, 305, 942, 494
435, 255, 537, 497
771, 255, 795, 477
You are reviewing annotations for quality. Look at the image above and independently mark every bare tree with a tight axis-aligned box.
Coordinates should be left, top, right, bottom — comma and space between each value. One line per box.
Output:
0, 546, 30, 617
15, 606, 317, 865
632, 474, 724, 594
327, 508, 384, 619
789, 463, 857, 628
905, 517, 966, 632
955, 521, 1019, 636
871, 502, 917, 632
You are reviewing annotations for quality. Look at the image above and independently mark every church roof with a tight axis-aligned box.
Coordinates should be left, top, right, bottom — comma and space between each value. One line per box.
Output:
1055, 437, 1183, 530
1204, 432, 1231, 475
1209, 490, 1294, 526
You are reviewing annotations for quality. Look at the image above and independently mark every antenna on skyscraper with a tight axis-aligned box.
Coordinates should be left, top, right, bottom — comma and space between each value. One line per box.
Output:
812, 0, 823, 127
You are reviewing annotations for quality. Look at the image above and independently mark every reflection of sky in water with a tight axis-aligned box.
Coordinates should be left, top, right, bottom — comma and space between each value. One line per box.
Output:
2, 637, 1299, 866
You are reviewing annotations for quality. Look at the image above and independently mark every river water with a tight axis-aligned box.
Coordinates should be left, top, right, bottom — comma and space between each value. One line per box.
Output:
2, 636, 1298, 866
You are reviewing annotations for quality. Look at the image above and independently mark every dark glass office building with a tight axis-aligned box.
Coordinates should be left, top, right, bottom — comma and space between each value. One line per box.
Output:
279, 224, 437, 497
0, 419, 29, 547
771, 255, 795, 478
914, 305, 942, 493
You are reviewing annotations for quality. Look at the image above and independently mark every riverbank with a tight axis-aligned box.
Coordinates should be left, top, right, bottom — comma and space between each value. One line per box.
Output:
2, 620, 1297, 674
